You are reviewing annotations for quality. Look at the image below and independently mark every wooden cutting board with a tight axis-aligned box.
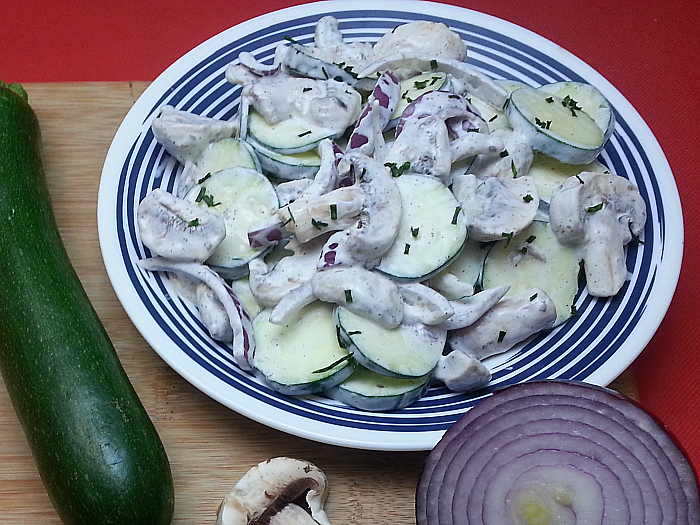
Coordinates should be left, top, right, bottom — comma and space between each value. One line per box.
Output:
0, 82, 638, 524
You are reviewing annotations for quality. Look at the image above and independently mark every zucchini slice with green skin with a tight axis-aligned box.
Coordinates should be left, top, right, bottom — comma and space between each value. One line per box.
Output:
505, 87, 605, 165
335, 306, 446, 379
184, 167, 279, 279
246, 108, 343, 155
0, 83, 174, 524
376, 174, 467, 282
195, 137, 261, 174
252, 302, 354, 396
251, 140, 322, 181
540, 81, 615, 142
528, 153, 609, 203
325, 366, 430, 412
482, 220, 581, 326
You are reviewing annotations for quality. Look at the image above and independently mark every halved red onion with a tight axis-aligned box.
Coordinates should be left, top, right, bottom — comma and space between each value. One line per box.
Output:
416, 380, 699, 525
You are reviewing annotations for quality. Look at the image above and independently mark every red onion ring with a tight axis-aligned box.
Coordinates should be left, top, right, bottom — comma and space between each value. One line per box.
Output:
416, 380, 699, 525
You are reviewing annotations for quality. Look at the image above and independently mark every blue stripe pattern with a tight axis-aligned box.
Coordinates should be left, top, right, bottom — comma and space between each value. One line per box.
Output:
107, 6, 670, 447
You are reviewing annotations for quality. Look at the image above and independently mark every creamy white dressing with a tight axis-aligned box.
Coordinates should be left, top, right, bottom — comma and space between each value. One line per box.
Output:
138, 17, 646, 402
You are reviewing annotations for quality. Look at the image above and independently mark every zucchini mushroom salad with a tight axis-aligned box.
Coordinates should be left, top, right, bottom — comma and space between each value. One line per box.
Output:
137, 17, 646, 411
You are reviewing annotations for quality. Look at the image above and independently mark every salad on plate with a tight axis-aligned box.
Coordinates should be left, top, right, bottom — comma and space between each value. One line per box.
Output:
134, 16, 646, 412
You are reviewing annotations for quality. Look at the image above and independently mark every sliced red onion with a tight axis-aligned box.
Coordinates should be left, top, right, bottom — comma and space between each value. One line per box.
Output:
416, 380, 699, 525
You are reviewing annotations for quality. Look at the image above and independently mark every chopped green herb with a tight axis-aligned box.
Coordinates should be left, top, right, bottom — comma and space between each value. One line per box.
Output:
411, 226, 420, 238
561, 95, 582, 117
497, 330, 507, 343
330, 203, 338, 221
518, 246, 528, 255
385, 161, 411, 177
430, 59, 438, 70
413, 79, 430, 89
344, 289, 353, 303
523, 193, 534, 203
526, 235, 537, 243
530, 292, 539, 301
311, 218, 328, 230
576, 174, 585, 184
499, 149, 510, 158
404, 243, 411, 255
312, 354, 352, 374
489, 114, 499, 122
347, 330, 362, 336
283, 207, 296, 225
197, 173, 212, 184
534, 117, 552, 129
587, 202, 604, 213
571, 304, 578, 316
401, 89, 409, 100
302, 87, 312, 92
511, 160, 518, 178
502, 231, 514, 246
321, 66, 329, 79
430, 75, 441, 85
283, 35, 300, 44
545, 96, 554, 103
451, 206, 462, 225
298, 130, 312, 137
187, 218, 199, 228
195, 187, 220, 207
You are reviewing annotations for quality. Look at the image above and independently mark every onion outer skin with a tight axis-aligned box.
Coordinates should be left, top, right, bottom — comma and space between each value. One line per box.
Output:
415, 379, 700, 525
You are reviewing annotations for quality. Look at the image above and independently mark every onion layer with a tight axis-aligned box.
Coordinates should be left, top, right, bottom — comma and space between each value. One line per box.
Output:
416, 380, 699, 525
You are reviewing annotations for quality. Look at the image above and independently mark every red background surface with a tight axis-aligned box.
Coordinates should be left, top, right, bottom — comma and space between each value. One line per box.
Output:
3, 0, 700, 473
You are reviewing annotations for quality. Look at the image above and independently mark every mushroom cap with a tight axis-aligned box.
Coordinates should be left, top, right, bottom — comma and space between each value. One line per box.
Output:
217, 457, 331, 525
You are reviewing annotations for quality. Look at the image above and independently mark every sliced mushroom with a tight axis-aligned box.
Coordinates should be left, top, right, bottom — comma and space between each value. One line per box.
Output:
452, 173, 539, 242
370, 22, 467, 76
138, 257, 255, 370
248, 237, 325, 307
217, 457, 331, 525
151, 105, 238, 165
469, 128, 534, 180
383, 115, 453, 184
318, 153, 402, 269
398, 282, 454, 326
433, 351, 492, 393
446, 287, 556, 361
311, 266, 404, 329
436, 285, 510, 331
137, 188, 226, 262
549, 171, 647, 296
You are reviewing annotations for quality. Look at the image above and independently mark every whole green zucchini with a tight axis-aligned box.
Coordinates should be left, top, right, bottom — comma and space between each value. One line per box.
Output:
0, 81, 174, 524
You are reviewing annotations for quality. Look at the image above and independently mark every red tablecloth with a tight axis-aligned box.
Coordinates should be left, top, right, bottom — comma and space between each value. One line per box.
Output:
3, 0, 700, 470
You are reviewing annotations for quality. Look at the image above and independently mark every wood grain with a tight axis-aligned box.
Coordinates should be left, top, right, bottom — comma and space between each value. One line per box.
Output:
0, 82, 637, 524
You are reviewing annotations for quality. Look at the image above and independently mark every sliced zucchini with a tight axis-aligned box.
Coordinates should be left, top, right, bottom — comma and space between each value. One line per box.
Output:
325, 366, 430, 411
505, 87, 605, 165
195, 137, 260, 174
184, 167, 279, 279
540, 81, 615, 141
282, 43, 359, 85
481, 220, 581, 326
252, 302, 354, 396
528, 153, 609, 203
376, 174, 467, 281
335, 306, 446, 379
389, 72, 449, 125
252, 141, 322, 181
246, 108, 342, 155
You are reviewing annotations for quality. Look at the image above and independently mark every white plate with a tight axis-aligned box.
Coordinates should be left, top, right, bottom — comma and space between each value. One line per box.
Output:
97, 0, 683, 451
